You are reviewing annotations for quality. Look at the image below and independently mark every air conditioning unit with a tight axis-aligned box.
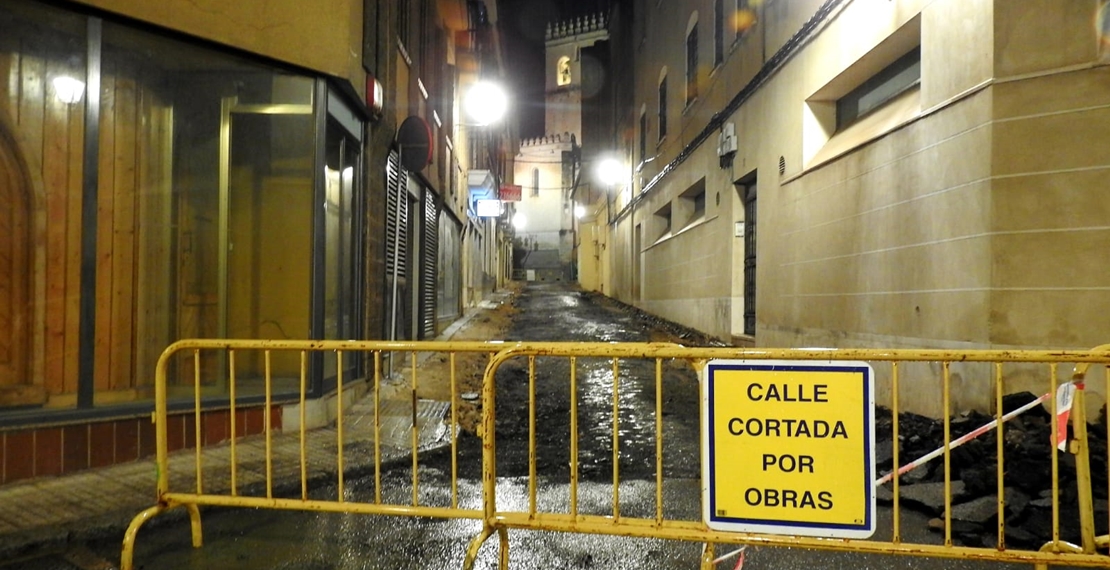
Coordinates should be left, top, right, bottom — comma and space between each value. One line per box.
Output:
717, 122, 737, 157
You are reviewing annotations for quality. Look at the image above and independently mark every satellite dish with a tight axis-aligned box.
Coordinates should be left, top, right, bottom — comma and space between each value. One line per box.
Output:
397, 116, 433, 171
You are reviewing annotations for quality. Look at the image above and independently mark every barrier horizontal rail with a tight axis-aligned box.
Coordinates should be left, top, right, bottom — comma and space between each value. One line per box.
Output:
121, 339, 513, 570
120, 340, 1110, 569
464, 343, 1110, 570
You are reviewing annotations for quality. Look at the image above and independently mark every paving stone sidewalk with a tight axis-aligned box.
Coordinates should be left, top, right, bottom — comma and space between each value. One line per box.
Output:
0, 292, 509, 562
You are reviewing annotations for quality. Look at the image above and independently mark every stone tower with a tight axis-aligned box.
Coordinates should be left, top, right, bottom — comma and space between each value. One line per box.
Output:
543, 13, 609, 142
512, 14, 609, 282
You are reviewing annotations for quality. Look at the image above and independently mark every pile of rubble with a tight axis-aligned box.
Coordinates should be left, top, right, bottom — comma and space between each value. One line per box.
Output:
875, 392, 1109, 547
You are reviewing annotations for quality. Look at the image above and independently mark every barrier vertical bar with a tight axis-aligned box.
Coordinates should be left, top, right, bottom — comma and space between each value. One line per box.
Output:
193, 350, 203, 495
299, 350, 307, 500
1050, 362, 1060, 549
411, 350, 419, 506
612, 357, 621, 521
229, 349, 238, 497
942, 361, 951, 547
450, 352, 459, 509
528, 355, 537, 517
891, 361, 901, 543
654, 357, 664, 527
264, 350, 273, 499
337, 351, 345, 503
994, 362, 1005, 550
374, 351, 382, 504
1071, 382, 1097, 553
481, 350, 500, 561
570, 356, 579, 520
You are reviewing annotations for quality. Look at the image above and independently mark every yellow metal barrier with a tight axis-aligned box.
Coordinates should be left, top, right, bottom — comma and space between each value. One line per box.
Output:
120, 339, 510, 570
464, 343, 1110, 569
122, 340, 1110, 569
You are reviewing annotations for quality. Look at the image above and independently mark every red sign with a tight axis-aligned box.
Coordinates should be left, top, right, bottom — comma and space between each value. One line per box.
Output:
499, 184, 522, 201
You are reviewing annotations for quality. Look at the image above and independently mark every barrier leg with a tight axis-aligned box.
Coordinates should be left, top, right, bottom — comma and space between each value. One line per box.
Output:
497, 526, 510, 569
185, 502, 204, 547
120, 504, 167, 570
463, 525, 494, 570
700, 542, 716, 570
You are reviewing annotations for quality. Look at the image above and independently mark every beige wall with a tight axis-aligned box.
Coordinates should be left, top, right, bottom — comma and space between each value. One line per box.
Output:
990, 66, 1110, 349
613, 0, 1110, 416
70, 0, 364, 86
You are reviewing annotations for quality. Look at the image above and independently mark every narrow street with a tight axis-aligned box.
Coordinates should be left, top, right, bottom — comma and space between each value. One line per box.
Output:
50, 282, 1074, 569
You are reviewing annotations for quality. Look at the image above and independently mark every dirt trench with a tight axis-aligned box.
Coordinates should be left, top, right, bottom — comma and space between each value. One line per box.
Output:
420, 282, 711, 482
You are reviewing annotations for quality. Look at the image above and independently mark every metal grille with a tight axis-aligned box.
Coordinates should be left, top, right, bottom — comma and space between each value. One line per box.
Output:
385, 151, 409, 280
743, 183, 756, 336
420, 188, 438, 339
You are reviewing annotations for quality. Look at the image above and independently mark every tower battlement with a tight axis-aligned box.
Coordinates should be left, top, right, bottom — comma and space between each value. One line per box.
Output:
520, 132, 575, 148
545, 13, 607, 42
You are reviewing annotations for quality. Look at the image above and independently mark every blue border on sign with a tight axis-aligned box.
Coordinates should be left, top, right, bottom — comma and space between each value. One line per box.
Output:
706, 362, 874, 532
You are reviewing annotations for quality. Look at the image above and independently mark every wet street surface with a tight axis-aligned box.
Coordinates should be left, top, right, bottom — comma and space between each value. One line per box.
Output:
59, 283, 1083, 569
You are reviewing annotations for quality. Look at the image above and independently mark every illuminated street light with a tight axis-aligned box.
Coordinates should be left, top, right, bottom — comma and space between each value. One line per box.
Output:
463, 80, 509, 126
512, 212, 527, 230
596, 157, 625, 187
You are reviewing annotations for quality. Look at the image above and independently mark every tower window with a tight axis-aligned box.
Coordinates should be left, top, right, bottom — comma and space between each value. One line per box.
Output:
557, 56, 572, 86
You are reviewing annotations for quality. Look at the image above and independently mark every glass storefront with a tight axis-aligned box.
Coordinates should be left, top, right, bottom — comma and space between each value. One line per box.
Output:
0, 0, 365, 417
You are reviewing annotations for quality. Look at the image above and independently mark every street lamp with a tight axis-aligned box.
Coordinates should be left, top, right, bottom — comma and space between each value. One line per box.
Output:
463, 80, 509, 126
596, 157, 627, 225
596, 157, 625, 187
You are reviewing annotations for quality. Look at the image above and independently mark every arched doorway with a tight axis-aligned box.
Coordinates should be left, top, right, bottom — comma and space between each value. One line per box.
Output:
0, 122, 32, 405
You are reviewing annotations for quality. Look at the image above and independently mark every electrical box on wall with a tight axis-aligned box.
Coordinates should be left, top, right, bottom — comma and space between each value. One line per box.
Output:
718, 122, 737, 157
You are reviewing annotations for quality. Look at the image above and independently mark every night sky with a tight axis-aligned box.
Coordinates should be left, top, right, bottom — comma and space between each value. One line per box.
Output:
499, 0, 610, 138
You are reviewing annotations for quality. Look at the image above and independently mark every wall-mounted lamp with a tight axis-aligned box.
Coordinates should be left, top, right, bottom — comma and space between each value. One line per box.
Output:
52, 76, 85, 105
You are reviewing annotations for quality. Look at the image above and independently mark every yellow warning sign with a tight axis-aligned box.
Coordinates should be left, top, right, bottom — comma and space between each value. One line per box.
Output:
701, 360, 875, 538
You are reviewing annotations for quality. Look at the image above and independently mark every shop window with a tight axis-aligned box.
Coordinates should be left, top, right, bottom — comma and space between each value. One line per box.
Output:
0, 0, 364, 414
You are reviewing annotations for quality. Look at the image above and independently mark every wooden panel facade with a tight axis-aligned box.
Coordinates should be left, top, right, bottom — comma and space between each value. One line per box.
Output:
0, 28, 173, 407
0, 37, 82, 406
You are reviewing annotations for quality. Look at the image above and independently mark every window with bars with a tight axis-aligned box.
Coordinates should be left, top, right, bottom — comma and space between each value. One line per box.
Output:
714, 0, 724, 66
658, 74, 668, 141
686, 22, 698, 105
397, 0, 410, 48
639, 111, 647, 164
735, 0, 754, 43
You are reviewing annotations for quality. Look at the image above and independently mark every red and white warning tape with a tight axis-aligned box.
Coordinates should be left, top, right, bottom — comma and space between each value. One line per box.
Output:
711, 545, 747, 569
874, 389, 1063, 487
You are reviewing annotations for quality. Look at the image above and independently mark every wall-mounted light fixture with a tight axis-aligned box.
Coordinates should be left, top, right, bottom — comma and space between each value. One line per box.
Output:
52, 76, 85, 104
